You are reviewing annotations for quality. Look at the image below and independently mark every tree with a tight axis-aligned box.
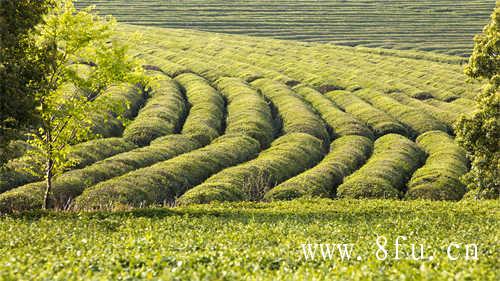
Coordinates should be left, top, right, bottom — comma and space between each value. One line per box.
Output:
455, 3, 499, 199
0, 0, 54, 164
24, 0, 145, 209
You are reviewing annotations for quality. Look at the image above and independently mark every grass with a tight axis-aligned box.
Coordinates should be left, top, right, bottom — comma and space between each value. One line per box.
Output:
75, 0, 495, 57
0, 199, 498, 280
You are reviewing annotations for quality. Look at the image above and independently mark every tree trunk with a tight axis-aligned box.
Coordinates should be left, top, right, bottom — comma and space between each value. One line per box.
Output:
43, 158, 53, 210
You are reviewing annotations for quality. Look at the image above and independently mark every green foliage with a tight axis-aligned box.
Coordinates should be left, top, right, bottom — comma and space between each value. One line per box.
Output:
389, 93, 460, 132
456, 3, 500, 199
337, 134, 425, 199
175, 73, 225, 145
267, 135, 373, 200
0, 138, 136, 194
324, 91, 408, 138
215, 77, 275, 148
123, 71, 186, 146
292, 85, 374, 139
179, 133, 324, 205
0, 0, 54, 161
0, 199, 498, 280
251, 79, 329, 142
355, 89, 448, 139
0, 135, 199, 212
406, 131, 468, 201
18, 0, 146, 209
74, 134, 260, 210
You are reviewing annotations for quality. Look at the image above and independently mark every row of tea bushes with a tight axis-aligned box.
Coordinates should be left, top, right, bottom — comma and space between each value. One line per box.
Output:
0, 135, 200, 213
292, 85, 374, 139
73, 134, 261, 210
354, 89, 448, 138
406, 131, 468, 201
337, 134, 425, 199
0, 138, 136, 194
389, 93, 460, 131
424, 99, 473, 116
139, 53, 191, 77
91, 83, 145, 137
215, 77, 275, 148
251, 79, 329, 142
123, 72, 187, 146
178, 133, 324, 205
266, 135, 373, 200
324, 90, 408, 138
175, 73, 225, 145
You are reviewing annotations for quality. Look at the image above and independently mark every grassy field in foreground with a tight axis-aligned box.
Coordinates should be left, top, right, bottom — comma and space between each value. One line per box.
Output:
0, 199, 498, 280
75, 0, 495, 56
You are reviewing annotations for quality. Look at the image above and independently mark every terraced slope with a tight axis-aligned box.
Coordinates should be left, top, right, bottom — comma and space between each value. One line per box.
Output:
0, 23, 480, 212
75, 0, 495, 56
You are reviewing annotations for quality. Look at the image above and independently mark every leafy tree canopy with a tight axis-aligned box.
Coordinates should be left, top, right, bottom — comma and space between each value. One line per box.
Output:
456, 2, 499, 199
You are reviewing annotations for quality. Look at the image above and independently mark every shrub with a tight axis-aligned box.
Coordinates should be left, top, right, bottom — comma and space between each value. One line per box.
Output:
123, 71, 186, 146
0, 138, 136, 194
267, 135, 373, 200
337, 134, 425, 199
293, 85, 374, 139
251, 79, 329, 142
389, 93, 459, 132
178, 133, 324, 205
405, 131, 468, 201
175, 73, 225, 145
0, 135, 200, 212
324, 90, 408, 138
73, 134, 260, 210
215, 77, 274, 148
90, 83, 145, 137
355, 89, 448, 138
424, 99, 473, 116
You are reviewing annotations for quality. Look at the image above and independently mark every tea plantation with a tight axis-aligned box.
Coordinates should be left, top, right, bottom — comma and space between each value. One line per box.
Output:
1, 1, 498, 279
75, 0, 496, 57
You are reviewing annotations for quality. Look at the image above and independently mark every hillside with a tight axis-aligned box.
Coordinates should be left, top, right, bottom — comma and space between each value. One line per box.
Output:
0, 24, 483, 211
76, 0, 495, 56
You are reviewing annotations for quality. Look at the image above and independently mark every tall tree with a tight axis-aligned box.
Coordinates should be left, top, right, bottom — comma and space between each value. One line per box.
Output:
455, 3, 499, 199
24, 0, 145, 209
0, 0, 54, 163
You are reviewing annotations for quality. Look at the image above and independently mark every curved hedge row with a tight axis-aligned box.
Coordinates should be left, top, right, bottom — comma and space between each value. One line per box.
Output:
389, 93, 459, 131
0, 135, 200, 213
141, 53, 191, 77
405, 131, 468, 201
424, 99, 473, 116
292, 85, 374, 139
175, 73, 225, 145
266, 135, 373, 200
123, 72, 187, 146
91, 83, 145, 137
324, 90, 408, 138
0, 138, 136, 194
337, 134, 425, 199
355, 89, 448, 138
215, 77, 275, 148
250, 79, 329, 142
73, 134, 261, 210
177, 133, 324, 205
